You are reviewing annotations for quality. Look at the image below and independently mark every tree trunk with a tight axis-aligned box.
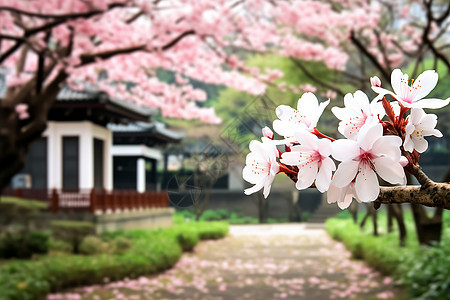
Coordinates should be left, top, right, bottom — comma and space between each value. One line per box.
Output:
391, 204, 407, 247
257, 193, 268, 224
360, 203, 378, 236
288, 190, 301, 222
387, 205, 394, 233
409, 171, 448, 246
0, 70, 67, 194
348, 201, 359, 224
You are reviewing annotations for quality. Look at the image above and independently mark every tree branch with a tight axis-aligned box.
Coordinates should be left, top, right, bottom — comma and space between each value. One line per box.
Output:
290, 58, 345, 97
375, 183, 450, 210
349, 30, 390, 83
79, 30, 195, 65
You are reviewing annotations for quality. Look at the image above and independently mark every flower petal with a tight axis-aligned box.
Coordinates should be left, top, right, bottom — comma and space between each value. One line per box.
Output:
332, 160, 359, 188
315, 157, 335, 193
413, 98, 450, 109
413, 70, 438, 100
296, 162, 318, 190
280, 151, 301, 166
331, 139, 359, 161
390, 69, 404, 96
357, 123, 383, 152
294, 129, 317, 150
355, 163, 379, 202
373, 157, 405, 185
244, 179, 265, 195
371, 135, 402, 162
414, 138, 428, 153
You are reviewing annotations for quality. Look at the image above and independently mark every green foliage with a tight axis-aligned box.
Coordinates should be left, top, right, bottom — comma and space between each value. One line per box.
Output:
326, 210, 450, 299
110, 236, 131, 255
78, 235, 108, 255
0, 221, 228, 300
50, 221, 95, 254
175, 228, 199, 252
0, 196, 47, 211
48, 239, 72, 253
174, 209, 290, 225
0, 232, 48, 259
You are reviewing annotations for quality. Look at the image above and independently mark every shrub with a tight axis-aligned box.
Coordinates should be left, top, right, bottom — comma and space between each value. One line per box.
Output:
326, 211, 450, 300
176, 229, 199, 252
110, 236, 131, 255
194, 222, 229, 240
48, 239, 72, 253
0, 220, 229, 300
0, 231, 48, 259
26, 232, 49, 255
51, 221, 95, 254
79, 235, 108, 255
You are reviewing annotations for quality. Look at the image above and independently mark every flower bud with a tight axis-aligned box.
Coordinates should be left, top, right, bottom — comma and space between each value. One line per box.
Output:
262, 126, 274, 140
370, 76, 381, 87
399, 156, 409, 167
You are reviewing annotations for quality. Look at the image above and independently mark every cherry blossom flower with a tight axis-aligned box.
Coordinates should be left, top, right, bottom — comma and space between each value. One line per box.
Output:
404, 108, 442, 153
273, 93, 329, 138
331, 90, 384, 140
327, 182, 361, 209
330, 123, 405, 203
372, 69, 450, 109
280, 130, 335, 192
243, 140, 280, 198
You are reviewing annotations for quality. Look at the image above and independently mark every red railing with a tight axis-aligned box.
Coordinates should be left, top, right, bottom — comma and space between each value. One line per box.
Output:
2, 188, 169, 213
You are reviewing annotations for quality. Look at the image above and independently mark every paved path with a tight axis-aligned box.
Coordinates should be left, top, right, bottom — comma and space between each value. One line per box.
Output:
48, 224, 404, 300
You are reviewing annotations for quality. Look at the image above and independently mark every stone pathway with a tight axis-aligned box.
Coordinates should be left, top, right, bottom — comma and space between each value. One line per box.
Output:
48, 224, 404, 300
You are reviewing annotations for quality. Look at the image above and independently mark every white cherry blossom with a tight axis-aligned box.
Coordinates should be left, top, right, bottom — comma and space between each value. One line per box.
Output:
331, 123, 405, 203
327, 182, 361, 209
331, 90, 384, 140
372, 69, 450, 109
243, 140, 280, 198
404, 108, 443, 153
273, 92, 329, 137
280, 130, 335, 193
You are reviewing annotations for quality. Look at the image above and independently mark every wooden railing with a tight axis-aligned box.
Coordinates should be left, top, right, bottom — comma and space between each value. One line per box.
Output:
2, 188, 169, 213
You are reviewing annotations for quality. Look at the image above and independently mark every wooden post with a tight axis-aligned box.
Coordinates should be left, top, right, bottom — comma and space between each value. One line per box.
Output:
15, 188, 22, 198
90, 188, 96, 213
51, 188, 59, 213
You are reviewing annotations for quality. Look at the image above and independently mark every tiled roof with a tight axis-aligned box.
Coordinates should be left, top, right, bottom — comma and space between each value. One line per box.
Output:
108, 121, 185, 141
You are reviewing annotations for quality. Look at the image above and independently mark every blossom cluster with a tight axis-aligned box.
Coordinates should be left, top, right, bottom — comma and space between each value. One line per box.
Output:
243, 69, 449, 209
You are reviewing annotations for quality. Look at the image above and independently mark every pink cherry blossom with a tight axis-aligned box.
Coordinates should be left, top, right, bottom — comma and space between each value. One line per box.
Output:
243, 140, 280, 198
330, 123, 405, 203
281, 130, 335, 192
372, 69, 450, 109
404, 108, 442, 153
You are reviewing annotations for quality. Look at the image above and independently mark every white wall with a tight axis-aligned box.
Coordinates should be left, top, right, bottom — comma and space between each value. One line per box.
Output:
44, 121, 112, 190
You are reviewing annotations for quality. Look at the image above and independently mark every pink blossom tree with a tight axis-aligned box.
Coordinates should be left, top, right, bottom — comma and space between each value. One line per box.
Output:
0, 0, 285, 191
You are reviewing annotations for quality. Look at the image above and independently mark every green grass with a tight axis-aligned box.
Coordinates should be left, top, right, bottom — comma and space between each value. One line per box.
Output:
326, 210, 450, 300
174, 209, 292, 224
0, 221, 228, 300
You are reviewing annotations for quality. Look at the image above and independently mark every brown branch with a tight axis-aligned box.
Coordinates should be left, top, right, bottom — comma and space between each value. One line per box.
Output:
349, 31, 390, 83
290, 58, 345, 97
80, 30, 196, 65
375, 183, 450, 210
